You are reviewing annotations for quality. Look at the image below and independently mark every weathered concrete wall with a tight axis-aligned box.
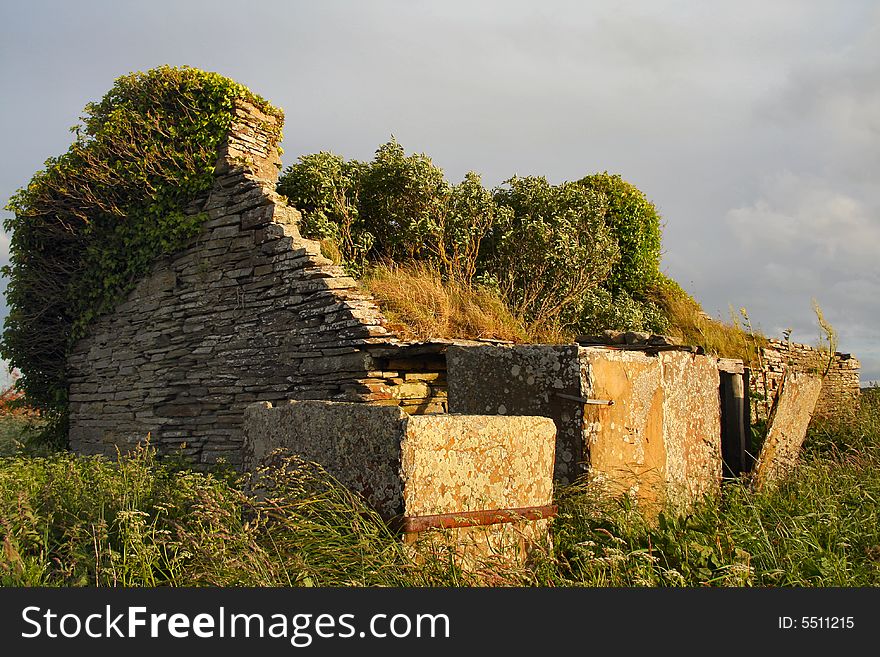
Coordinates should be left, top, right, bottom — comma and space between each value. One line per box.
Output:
581, 348, 722, 512
243, 400, 556, 516
657, 350, 723, 507
401, 414, 556, 563
447, 344, 583, 482
242, 400, 557, 563
400, 414, 555, 516
580, 350, 665, 503
243, 400, 407, 518
67, 100, 396, 466
750, 339, 860, 421
447, 344, 723, 510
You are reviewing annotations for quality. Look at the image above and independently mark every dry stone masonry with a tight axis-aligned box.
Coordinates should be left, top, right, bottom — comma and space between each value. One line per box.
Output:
68, 100, 399, 466
750, 339, 860, 421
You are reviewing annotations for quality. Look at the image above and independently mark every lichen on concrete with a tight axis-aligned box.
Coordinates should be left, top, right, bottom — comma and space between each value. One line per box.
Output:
400, 414, 556, 517
447, 344, 582, 482
447, 343, 723, 513
580, 348, 666, 506
243, 400, 408, 518
242, 399, 558, 567
399, 413, 556, 567
580, 347, 721, 513
658, 351, 722, 510
753, 372, 822, 489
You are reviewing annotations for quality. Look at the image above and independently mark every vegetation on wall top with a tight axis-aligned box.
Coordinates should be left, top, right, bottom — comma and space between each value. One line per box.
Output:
278, 140, 669, 337
1, 65, 757, 445
1, 65, 282, 443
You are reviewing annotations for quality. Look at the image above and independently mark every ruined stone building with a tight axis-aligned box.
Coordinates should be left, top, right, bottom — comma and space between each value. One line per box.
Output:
68, 99, 860, 540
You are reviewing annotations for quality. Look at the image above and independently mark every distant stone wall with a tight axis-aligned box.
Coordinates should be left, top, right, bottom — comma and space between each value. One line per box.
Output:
750, 339, 860, 421
67, 100, 398, 466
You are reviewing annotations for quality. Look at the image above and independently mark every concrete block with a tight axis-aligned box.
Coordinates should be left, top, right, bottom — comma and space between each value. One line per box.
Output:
581, 348, 721, 514
447, 343, 723, 513
447, 344, 582, 482
242, 400, 557, 567
753, 372, 822, 489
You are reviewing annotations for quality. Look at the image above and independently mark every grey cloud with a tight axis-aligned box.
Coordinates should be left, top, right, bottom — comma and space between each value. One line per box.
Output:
727, 172, 880, 270
1, 0, 878, 384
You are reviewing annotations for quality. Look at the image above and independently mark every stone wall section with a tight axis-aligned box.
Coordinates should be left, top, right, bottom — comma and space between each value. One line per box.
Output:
750, 339, 860, 421
68, 100, 399, 466
363, 344, 451, 414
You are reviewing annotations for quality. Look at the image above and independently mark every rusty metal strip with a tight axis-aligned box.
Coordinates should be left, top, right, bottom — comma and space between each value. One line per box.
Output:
554, 392, 614, 406
400, 504, 558, 533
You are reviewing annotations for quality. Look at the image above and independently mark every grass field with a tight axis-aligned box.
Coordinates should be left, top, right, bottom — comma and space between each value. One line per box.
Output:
1, 390, 878, 587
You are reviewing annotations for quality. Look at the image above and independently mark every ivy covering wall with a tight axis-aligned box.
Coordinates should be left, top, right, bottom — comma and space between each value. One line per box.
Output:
1, 66, 282, 442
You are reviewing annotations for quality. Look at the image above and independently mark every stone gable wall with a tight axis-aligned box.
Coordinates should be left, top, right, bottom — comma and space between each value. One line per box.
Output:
67, 101, 399, 466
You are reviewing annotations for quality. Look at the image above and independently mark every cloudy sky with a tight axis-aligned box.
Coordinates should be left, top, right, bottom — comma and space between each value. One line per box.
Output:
1, 0, 878, 383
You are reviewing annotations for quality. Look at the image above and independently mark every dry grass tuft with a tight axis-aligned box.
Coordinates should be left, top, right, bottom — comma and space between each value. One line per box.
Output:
318, 239, 343, 265
361, 264, 762, 355
362, 263, 531, 342
651, 280, 766, 365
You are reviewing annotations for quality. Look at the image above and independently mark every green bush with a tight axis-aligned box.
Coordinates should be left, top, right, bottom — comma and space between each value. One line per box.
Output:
276, 151, 371, 273
279, 140, 501, 282
279, 144, 669, 335
279, 140, 453, 274
1, 66, 281, 441
487, 176, 618, 326
570, 287, 669, 335
438, 171, 502, 283
358, 139, 450, 262
577, 172, 663, 297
